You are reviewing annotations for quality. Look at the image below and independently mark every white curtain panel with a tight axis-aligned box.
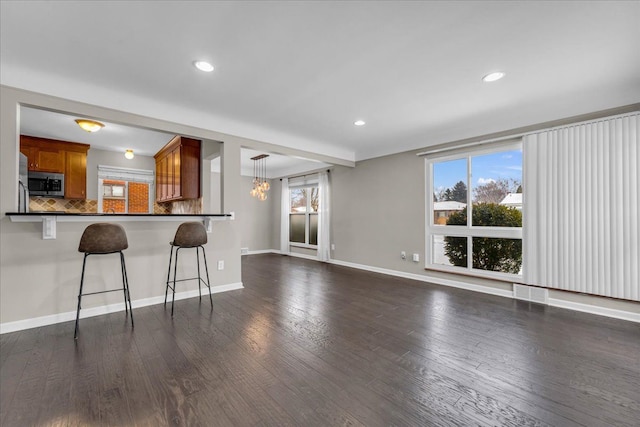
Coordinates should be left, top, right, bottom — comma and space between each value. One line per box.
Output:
317, 171, 331, 262
524, 112, 639, 301
280, 177, 290, 254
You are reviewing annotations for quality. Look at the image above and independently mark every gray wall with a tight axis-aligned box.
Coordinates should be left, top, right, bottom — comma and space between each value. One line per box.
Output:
238, 175, 276, 252
328, 137, 640, 314
202, 141, 222, 214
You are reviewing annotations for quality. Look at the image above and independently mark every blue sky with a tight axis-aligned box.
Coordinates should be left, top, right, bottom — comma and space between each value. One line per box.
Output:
433, 149, 522, 192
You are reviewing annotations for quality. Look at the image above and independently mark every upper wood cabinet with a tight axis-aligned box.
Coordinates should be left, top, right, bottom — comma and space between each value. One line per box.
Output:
154, 136, 201, 202
20, 136, 64, 173
20, 135, 90, 199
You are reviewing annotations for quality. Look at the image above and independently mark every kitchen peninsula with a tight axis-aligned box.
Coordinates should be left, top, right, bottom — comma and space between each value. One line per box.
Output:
1, 85, 246, 335
6, 212, 232, 239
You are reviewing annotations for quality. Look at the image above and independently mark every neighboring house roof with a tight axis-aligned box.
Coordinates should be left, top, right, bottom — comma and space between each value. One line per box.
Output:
500, 193, 523, 206
434, 201, 466, 211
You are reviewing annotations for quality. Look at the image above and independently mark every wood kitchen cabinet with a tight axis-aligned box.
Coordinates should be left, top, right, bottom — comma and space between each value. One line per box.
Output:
20, 135, 90, 199
154, 136, 201, 202
64, 150, 88, 199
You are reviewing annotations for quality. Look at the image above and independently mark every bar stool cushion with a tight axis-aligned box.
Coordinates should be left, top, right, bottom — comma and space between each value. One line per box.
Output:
78, 223, 129, 254
171, 221, 207, 248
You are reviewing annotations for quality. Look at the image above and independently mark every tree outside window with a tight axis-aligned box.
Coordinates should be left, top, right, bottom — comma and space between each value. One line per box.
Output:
290, 187, 318, 246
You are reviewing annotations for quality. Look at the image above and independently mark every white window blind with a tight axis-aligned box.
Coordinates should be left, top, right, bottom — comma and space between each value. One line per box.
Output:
523, 112, 639, 301
288, 174, 319, 188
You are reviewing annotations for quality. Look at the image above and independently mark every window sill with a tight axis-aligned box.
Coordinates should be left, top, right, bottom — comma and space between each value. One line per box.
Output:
289, 242, 318, 250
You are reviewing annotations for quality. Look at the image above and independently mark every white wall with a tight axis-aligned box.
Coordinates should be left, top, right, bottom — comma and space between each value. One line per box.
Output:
331, 151, 425, 272
86, 148, 156, 199
0, 86, 244, 327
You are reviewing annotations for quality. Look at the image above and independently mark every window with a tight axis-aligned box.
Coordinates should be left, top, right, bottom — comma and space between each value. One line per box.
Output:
98, 166, 154, 213
289, 186, 318, 247
426, 141, 523, 278
103, 182, 125, 198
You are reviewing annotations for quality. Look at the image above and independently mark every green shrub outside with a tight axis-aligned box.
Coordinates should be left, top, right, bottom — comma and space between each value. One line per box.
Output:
444, 204, 522, 274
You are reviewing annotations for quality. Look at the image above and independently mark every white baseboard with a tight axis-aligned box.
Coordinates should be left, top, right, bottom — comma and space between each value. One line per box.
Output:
326, 259, 638, 323
0, 282, 244, 334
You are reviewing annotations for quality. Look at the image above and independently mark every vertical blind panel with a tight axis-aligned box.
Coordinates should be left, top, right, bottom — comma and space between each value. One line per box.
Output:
524, 113, 639, 301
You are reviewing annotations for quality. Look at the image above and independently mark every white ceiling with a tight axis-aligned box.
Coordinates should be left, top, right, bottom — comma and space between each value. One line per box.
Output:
2, 2, 639, 162
20, 106, 327, 178
212, 148, 331, 179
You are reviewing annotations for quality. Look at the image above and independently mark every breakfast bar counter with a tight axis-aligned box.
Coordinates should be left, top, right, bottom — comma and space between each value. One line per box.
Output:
5, 212, 233, 239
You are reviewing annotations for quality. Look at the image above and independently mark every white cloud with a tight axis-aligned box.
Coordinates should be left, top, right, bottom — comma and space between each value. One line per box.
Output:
477, 177, 495, 185
501, 154, 513, 159
506, 165, 522, 171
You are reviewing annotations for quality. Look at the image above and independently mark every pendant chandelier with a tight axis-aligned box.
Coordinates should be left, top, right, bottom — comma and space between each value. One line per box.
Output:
250, 154, 270, 201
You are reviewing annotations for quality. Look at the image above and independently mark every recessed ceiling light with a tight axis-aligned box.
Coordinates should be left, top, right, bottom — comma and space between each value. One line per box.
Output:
482, 71, 505, 82
354, 120, 366, 126
194, 61, 214, 72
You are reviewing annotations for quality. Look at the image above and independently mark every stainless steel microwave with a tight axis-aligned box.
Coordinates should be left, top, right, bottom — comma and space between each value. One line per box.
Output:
28, 171, 65, 197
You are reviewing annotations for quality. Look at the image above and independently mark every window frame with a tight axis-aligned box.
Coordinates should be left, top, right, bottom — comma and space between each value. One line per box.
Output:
289, 184, 319, 249
424, 139, 524, 280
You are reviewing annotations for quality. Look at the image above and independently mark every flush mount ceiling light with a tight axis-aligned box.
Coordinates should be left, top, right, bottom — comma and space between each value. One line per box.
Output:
354, 120, 366, 126
194, 60, 214, 72
124, 149, 134, 160
250, 154, 270, 201
482, 71, 506, 82
75, 119, 104, 132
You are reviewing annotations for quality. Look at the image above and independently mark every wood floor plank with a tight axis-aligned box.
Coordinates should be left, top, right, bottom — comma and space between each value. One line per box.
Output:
1, 253, 639, 426
0, 349, 29, 425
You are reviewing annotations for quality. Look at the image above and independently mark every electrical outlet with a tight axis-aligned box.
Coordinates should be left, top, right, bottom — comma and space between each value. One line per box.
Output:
412, 253, 420, 262
217, 260, 224, 270
331, 243, 335, 250
401, 251, 406, 260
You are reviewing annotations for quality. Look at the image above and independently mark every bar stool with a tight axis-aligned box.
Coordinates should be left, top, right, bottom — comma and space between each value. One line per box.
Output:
74, 223, 134, 339
165, 221, 213, 316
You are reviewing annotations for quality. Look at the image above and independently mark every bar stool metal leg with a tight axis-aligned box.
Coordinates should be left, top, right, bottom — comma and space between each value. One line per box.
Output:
164, 245, 174, 307
171, 248, 180, 316
201, 246, 213, 307
120, 252, 128, 315
165, 222, 213, 315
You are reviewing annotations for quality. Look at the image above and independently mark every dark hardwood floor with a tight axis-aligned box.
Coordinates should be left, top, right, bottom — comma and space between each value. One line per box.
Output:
1, 253, 639, 426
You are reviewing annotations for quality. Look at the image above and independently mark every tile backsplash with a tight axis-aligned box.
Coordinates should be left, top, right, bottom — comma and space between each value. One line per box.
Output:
29, 197, 189, 214
170, 198, 202, 214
